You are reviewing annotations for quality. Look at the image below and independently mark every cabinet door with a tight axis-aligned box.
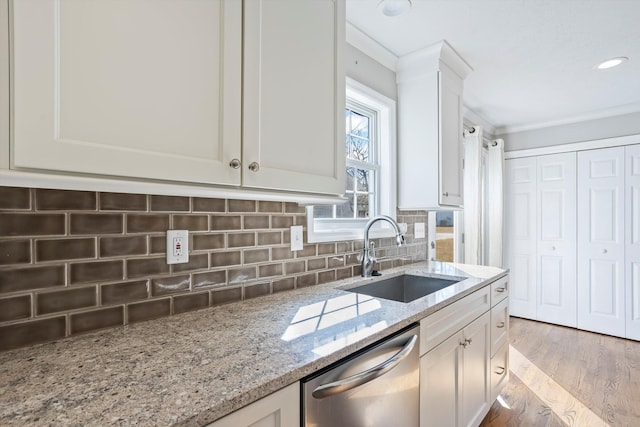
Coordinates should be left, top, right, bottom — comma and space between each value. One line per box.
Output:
420, 332, 462, 427
627, 144, 640, 340
439, 68, 464, 207
504, 157, 537, 320
243, 0, 345, 195
536, 153, 577, 327
577, 147, 626, 337
12, 0, 242, 185
207, 383, 299, 427
460, 312, 491, 427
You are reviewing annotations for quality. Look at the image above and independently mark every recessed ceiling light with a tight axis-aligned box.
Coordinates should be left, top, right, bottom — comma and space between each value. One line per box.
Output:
378, 0, 412, 17
595, 57, 629, 70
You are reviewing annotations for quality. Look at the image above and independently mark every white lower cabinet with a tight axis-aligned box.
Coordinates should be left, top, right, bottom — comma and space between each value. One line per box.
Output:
207, 383, 299, 427
420, 275, 508, 427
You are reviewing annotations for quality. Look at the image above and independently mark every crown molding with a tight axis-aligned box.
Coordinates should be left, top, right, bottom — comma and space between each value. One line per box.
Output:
496, 102, 640, 135
346, 22, 398, 72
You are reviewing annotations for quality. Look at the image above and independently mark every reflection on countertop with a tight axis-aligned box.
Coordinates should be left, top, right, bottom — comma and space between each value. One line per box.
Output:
0, 261, 507, 427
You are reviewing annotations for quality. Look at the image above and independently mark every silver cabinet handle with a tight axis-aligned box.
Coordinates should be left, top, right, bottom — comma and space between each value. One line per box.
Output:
496, 287, 505, 293
460, 338, 472, 348
248, 162, 260, 172
495, 366, 506, 375
497, 321, 505, 328
311, 334, 418, 399
229, 158, 241, 169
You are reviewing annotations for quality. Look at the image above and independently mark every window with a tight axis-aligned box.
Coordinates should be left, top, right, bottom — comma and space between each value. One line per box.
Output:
428, 210, 463, 263
307, 78, 397, 242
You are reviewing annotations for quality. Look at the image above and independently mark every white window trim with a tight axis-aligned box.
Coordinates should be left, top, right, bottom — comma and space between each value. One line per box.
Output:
307, 78, 398, 243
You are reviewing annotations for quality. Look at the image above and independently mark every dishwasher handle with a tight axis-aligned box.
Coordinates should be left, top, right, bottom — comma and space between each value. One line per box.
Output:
311, 334, 418, 399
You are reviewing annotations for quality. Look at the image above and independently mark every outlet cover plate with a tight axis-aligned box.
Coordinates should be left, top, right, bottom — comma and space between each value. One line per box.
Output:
167, 230, 189, 264
291, 226, 304, 251
415, 222, 426, 239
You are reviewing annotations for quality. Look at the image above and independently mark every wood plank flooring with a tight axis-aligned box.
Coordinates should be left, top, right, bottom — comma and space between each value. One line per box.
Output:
480, 317, 640, 427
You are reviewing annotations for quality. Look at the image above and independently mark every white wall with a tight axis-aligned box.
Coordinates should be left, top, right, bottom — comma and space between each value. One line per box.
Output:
499, 111, 640, 152
345, 43, 397, 101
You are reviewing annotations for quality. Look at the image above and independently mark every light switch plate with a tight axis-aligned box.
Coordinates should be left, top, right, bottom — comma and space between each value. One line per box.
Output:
291, 226, 304, 251
167, 230, 189, 264
415, 222, 426, 239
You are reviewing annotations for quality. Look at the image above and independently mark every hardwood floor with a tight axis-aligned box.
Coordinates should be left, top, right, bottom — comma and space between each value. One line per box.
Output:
480, 317, 640, 427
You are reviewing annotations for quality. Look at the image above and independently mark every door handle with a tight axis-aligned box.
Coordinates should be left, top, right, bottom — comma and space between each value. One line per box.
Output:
311, 335, 418, 399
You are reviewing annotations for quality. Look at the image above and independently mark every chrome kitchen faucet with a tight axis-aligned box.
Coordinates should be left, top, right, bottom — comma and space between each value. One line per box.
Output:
361, 215, 405, 278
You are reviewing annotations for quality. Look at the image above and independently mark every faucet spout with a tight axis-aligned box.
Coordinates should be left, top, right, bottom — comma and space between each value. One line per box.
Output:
361, 215, 405, 278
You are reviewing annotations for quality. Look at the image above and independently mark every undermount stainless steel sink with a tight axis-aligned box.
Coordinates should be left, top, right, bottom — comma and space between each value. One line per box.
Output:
345, 274, 461, 303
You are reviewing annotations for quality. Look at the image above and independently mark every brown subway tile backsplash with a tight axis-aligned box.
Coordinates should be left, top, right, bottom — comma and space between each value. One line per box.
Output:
36, 189, 96, 211
126, 214, 170, 233
173, 292, 209, 314
37, 286, 97, 315
151, 275, 190, 297
193, 234, 225, 251
71, 306, 124, 334
0, 213, 66, 237
150, 195, 189, 212
127, 257, 169, 278
70, 260, 124, 284
100, 236, 147, 258
0, 265, 65, 294
127, 299, 171, 323
101, 280, 149, 305
228, 199, 256, 213
70, 213, 123, 235
99, 192, 147, 211
0, 187, 30, 210
36, 238, 96, 262
0, 295, 31, 322
0, 185, 427, 351
244, 282, 270, 299
0, 316, 66, 352
173, 215, 208, 231
192, 197, 225, 213
192, 270, 226, 289
0, 240, 31, 265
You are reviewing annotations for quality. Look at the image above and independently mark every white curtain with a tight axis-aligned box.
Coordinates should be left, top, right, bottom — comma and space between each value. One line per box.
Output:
463, 127, 483, 265
484, 138, 504, 267
463, 127, 505, 267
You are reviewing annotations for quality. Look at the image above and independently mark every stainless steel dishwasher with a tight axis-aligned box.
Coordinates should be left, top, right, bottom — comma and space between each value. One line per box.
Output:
302, 324, 420, 426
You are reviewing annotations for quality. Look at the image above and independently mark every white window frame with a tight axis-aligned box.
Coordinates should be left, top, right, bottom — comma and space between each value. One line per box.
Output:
307, 78, 397, 243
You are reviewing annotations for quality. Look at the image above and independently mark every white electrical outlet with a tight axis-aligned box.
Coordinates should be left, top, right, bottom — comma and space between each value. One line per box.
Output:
291, 225, 303, 251
166, 230, 189, 264
415, 222, 426, 239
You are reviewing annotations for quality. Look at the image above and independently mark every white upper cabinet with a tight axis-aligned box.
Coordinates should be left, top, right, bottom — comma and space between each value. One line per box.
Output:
397, 41, 472, 209
10, 0, 345, 196
243, 0, 345, 195
12, 0, 242, 185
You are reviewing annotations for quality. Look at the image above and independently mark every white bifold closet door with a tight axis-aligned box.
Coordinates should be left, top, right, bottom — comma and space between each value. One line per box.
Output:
577, 147, 626, 337
627, 144, 640, 340
536, 153, 577, 327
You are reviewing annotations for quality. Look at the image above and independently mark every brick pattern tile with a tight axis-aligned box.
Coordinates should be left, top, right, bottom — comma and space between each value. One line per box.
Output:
0, 186, 427, 351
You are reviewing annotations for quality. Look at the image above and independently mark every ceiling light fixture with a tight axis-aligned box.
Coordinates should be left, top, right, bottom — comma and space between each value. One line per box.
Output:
595, 56, 629, 70
378, 0, 412, 17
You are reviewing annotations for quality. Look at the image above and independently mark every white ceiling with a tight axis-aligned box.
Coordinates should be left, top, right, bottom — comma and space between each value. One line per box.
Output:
346, 0, 640, 134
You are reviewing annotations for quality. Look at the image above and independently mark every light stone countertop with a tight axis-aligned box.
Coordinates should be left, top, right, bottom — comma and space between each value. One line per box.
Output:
0, 261, 507, 426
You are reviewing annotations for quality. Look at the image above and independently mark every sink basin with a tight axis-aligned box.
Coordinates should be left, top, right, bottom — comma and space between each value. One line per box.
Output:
345, 274, 461, 303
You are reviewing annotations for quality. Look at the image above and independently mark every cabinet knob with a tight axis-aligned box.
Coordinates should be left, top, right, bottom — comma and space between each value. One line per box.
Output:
497, 321, 505, 328
494, 366, 506, 375
551, 246, 556, 251
602, 249, 608, 254
443, 192, 449, 197
460, 338, 472, 348
248, 162, 260, 172
229, 158, 241, 169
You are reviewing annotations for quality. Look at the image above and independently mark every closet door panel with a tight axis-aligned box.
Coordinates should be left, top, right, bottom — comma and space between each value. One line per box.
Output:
505, 157, 537, 319
577, 147, 625, 336
627, 144, 640, 340
536, 153, 577, 327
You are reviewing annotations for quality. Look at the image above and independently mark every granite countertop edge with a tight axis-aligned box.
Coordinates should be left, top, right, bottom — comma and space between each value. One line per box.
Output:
0, 261, 507, 427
